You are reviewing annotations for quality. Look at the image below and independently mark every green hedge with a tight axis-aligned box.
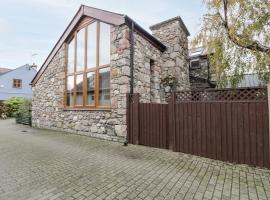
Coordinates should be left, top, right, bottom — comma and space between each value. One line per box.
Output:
1, 97, 31, 118
14, 98, 32, 117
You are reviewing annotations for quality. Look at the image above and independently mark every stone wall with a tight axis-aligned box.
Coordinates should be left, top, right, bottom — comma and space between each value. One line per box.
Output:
189, 57, 209, 80
189, 56, 216, 89
133, 32, 163, 103
150, 17, 190, 99
32, 24, 131, 142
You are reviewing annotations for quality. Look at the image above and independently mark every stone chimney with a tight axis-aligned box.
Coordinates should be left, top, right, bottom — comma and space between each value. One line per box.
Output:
150, 17, 190, 93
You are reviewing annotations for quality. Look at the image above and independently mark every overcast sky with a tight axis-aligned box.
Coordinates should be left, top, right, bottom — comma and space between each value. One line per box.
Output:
0, 0, 206, 69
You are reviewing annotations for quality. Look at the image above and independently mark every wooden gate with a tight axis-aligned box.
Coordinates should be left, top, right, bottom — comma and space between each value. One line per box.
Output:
127, 87, 270, 168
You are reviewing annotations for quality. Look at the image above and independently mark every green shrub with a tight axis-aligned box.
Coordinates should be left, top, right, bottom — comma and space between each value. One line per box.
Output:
0, 102, 9, 118
3, 97, 31, 117
16, 98, 32, 117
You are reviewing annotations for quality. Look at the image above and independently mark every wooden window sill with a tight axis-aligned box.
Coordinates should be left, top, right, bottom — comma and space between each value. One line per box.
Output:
64, 108, 111, 111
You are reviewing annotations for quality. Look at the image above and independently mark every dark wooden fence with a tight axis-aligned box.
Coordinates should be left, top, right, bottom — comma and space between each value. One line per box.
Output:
15, 113, 32, 126
127, 87, 270, 168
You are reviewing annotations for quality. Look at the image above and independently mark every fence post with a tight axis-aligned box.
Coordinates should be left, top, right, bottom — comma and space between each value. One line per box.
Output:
267, 84, 270, 162
29, 108, 32, 127
126, 94, 131, 144
132, 93, 140, 145
168, 93, 176, 151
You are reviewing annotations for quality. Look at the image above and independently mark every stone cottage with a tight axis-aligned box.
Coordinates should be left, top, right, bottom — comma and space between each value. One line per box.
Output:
31, 5, 190, 142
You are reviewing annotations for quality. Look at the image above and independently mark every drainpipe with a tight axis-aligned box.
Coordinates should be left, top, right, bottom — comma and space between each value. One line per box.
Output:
124, 19, 135, 146
130, 21, 135, 94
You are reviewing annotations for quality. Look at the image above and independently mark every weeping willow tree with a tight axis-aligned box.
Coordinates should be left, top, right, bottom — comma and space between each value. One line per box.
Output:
193, 0, 270, 87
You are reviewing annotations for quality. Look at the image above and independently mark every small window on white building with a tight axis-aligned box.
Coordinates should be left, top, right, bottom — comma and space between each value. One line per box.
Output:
13, 79, 22, 89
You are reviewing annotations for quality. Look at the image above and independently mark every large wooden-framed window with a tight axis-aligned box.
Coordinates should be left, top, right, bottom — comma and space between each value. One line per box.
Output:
65, 20, 111, 109
13, 79, 22, 89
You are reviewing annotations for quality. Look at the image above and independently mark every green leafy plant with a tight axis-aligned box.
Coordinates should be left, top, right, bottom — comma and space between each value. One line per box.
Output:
3, 97, 31, 117
193, 0, 270, 87
0, 102, 8, 118
161, 75, 178, 92
15, 98, 32, 118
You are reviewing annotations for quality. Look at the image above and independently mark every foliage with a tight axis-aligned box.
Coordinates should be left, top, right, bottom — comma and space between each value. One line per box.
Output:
0, 102, 9, 118
193, 0, 270, 87
15, 98, 32, 117
161, 75, 178, 92
3, 97, 31, 117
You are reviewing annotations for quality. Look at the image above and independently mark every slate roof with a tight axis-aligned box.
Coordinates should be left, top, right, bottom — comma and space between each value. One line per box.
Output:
0, 67, 12, 75
189, 47, 208, 59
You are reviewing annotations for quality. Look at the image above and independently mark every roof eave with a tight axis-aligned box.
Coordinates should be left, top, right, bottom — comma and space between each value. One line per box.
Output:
125, 16, 166, 52
82, 5, 125, 25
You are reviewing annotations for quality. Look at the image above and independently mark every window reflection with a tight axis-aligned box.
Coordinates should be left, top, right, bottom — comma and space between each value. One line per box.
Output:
99, 23, 110, 66
87, 22, 97, 68
87, 72, 95, 105
76, 28, 85, 72
67, 38, 75, 73
75, 74, 84, 106
99, 67, 110, 106
66, 75, 74, 106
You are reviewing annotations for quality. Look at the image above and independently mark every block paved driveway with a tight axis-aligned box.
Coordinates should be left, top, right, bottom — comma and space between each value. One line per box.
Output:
1, 119, 270, 200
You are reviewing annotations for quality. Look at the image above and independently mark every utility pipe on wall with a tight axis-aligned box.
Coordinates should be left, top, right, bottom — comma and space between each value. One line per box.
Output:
129, 21, 135, 94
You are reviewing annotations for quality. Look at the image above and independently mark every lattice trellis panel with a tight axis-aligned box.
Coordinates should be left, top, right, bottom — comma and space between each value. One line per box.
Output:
175, 87, 267, 102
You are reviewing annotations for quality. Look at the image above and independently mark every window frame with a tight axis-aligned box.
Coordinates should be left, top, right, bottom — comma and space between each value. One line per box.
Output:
64, 19, 111, 110
190, 59, 201, 69
13, 79, 22, 89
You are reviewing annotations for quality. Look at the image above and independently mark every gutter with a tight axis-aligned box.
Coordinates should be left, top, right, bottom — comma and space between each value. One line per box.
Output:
129, 21, 135, 94
123, 18, 135, 147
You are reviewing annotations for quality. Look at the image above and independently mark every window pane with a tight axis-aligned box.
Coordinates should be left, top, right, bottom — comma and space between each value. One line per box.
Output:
99, 23, 110, 66
75, 74, 84, 106
87, 72, 95, 105
67, 38, 75, 73
18, 80, 22, 88
66, 93, 73, 107
76, 28, 85, 72
87, 22, 97, 68
99, 67, 110, 106
66, 76, 74, 106
13, 79, 21, 88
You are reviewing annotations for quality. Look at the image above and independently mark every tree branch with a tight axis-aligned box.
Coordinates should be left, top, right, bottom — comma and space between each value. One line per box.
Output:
220, 0, 270, 54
